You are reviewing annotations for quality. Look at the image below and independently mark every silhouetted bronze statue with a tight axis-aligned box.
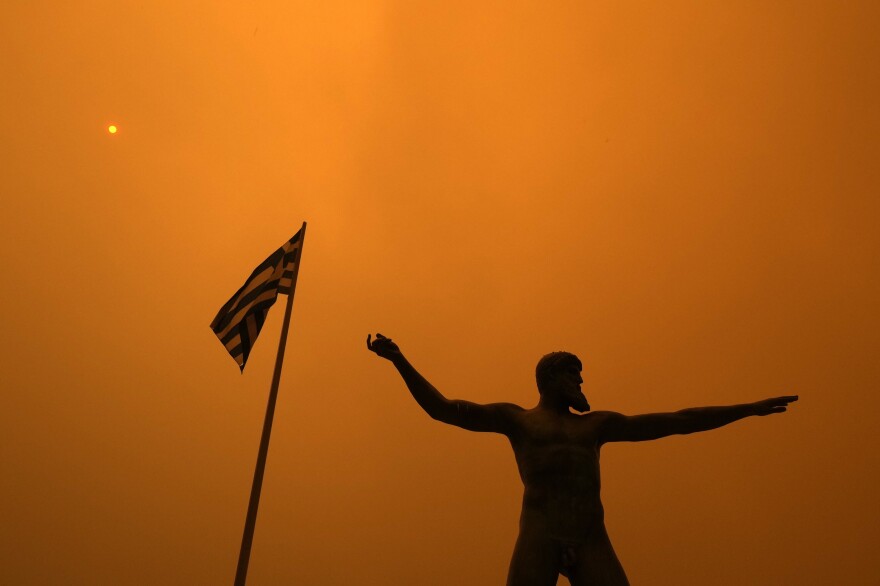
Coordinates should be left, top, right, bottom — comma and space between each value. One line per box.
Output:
367, 333, 797, 586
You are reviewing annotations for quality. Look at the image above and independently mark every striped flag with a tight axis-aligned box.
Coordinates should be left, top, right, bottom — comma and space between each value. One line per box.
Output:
211, 228, 304, 370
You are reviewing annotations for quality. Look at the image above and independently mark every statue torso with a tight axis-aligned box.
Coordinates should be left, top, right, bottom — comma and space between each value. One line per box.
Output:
508, 408, 608, 542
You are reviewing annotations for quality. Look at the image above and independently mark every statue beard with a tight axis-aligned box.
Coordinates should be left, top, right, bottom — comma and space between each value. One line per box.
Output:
568, 390, 591, 413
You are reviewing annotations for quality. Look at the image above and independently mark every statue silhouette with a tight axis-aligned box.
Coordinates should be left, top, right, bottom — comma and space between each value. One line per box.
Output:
367, 333, 797, 586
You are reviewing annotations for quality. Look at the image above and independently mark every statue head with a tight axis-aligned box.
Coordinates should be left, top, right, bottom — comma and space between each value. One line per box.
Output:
535, 351, 590, 412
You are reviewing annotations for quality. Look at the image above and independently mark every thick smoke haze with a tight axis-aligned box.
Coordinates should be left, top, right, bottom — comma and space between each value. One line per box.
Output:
2, 2, 878, 584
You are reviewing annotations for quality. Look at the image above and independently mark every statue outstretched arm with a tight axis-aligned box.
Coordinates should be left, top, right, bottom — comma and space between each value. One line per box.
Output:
367, 333, 520, 434
597, 395, 798, 443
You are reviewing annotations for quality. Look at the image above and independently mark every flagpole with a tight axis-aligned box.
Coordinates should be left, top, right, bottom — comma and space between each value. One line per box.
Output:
234, 221, 307, 586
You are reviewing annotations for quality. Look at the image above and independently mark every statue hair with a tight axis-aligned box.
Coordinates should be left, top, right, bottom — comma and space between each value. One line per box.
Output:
535, 351, 582, 393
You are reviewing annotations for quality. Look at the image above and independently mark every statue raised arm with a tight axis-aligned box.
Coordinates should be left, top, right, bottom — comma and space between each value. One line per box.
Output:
367, 333, 521, 434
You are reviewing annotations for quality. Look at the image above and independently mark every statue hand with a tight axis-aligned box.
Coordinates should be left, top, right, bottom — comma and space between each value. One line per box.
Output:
367, 333, 402, 361
751, 395, 799, 416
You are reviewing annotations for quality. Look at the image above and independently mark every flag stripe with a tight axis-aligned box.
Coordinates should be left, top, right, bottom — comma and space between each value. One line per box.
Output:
228, 343, 245, 367
219, 297, 280, 346
245, 313, 258, 346
211, 266, 280, 333
215, 287, 281, 342
210, 251, 283, 329
225, 335, 241, 353
215, 274, 283, 332
211, 227, 304, 371
217, 267, 275, 327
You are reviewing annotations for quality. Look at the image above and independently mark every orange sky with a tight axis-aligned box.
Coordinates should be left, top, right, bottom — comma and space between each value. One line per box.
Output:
2, 2, 878, 584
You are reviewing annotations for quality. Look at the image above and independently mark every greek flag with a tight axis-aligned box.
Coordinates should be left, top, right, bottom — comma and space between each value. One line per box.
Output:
210, 228, 304, 370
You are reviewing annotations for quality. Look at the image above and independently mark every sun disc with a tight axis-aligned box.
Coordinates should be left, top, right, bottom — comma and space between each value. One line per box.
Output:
108, 125, 117, 134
